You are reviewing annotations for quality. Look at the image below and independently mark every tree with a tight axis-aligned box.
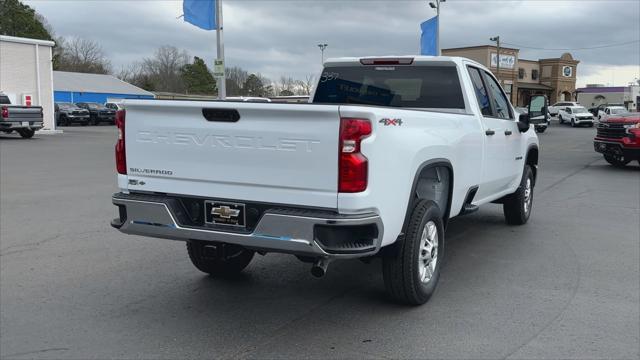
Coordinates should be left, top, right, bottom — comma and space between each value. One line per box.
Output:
0, 0, 53, 41
55, 37, 111, 74
117, 62, 155, 91
279, 89, 294, 96
243, 74, 265, 97
226, 66, 249, 96
181, 56, 216, 95
141, 45, 189, 93
299, 75, 316, 95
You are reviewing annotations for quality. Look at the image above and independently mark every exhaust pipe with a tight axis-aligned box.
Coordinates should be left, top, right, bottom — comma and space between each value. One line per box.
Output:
311, 258, 330, 278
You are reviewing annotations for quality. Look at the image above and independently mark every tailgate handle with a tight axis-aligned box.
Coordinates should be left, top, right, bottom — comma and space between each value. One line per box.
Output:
202, 108, 240, 122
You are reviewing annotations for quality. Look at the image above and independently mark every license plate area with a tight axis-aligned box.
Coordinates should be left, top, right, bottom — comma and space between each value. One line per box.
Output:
204, 201, 246, 228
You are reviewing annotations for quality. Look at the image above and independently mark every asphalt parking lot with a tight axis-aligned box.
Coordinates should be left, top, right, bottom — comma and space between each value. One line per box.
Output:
1, 123, 638, 359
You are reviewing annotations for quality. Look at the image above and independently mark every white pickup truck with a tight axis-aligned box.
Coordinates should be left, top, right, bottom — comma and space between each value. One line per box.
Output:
111, 56, 544, 305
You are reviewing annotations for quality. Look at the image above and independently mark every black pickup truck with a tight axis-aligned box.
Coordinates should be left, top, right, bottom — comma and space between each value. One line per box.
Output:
76, 102, 116, 125
0, 94, 44, 138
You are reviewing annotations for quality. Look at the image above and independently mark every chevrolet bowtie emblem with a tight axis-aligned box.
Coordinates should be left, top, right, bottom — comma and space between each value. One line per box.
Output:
212, 205, 240, 219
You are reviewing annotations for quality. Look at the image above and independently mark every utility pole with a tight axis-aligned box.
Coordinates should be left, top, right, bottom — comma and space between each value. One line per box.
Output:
318, 43, 328, 65
428, 0, 445, 55
216, 0, 226, 99
490, 36, 501, 84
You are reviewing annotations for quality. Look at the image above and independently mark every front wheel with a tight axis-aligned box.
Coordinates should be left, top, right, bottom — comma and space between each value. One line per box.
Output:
604, 154, 630, 168
18, 129, 35, 139
382, 200, 444, 305
571, 119, 576, 127
186, 241, 254, 277
558, 115, 564, 124
535, 126, 546, 133
503, 165, 534, 225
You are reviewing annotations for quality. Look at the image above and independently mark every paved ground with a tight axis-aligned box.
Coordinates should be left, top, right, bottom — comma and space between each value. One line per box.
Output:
1, 123, 638, 359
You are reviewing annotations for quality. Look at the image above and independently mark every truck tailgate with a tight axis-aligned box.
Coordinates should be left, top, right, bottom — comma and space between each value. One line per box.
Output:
123, 100, 340, 209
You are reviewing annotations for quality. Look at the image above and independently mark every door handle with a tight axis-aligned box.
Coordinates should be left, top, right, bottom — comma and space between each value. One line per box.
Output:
504, 130, 513, 135
485, 129, 495, 136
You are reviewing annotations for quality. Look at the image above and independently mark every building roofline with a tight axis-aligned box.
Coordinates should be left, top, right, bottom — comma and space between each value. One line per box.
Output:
0, 35, 55, 47
519, 59, 539, 63
443, 44, 520, 52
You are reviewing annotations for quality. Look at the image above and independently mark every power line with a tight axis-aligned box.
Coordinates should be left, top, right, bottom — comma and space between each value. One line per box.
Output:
502, 40, 640, 51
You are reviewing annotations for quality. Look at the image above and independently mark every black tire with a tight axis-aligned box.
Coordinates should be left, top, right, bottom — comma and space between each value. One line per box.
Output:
604, 154, 630, 168
571, 119, 576, 127
382, 200, 444, 305
558, 115, 564, 124
503, 165, 534, 225
535, 127, 546, 133
186, 241, 254, 277
18, 129, 35, 139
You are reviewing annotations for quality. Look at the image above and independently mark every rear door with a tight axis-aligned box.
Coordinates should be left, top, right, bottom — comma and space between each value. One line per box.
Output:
123, 101, 341, 209
467, 66, 520, 200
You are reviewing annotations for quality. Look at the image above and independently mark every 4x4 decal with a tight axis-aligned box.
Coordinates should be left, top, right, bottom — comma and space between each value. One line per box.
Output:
379, 118, 403, 126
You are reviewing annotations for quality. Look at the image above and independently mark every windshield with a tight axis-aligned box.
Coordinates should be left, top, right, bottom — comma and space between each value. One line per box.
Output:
313, 65, 465, 109
611, 108, 627, 114
57, 103, 73, 109
86, 103, 102, 109
574, 107, 588, 113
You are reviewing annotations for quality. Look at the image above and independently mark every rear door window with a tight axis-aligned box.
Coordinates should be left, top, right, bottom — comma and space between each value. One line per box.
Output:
467, 67, 492, 116
313, 65, 465, 109
482, 71, 513, 120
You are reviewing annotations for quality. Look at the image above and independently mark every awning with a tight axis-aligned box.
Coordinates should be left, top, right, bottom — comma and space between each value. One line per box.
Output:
518, 83, 553, 91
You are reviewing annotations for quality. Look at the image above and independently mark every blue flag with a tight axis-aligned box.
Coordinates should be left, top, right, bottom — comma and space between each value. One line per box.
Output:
420, 16, 438, 56
183, 0, 217, 30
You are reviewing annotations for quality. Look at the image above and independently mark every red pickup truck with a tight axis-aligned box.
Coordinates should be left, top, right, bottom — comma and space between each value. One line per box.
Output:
594, 112, 640, 167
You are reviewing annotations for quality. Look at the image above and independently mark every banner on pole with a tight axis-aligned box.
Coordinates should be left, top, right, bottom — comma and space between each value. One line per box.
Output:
183, 0, 217, 30
420, 16, 438, 56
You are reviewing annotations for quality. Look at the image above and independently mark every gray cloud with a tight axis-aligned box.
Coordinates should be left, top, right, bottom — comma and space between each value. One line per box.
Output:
26, 0, 640, 81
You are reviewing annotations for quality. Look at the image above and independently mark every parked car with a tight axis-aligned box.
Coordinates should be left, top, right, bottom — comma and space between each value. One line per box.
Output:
0, 93, 43, 138
548, 101, 580, 117
594, 112, 640, 167
516, 107, 549, 133
105, 102, 124, 111
111, 56, 546, 305
597, 106, 628, 121
75, 102, 116, 125
55, 102, 90, 126
558, 106, 595, 127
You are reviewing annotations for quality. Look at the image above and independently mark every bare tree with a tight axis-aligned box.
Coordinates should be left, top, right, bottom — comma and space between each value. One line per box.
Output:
297, 74, 315, 95
226, 66, 249, 96
141, 45, 189, 93
56, 37, 111, 74
278, 76, 296, 96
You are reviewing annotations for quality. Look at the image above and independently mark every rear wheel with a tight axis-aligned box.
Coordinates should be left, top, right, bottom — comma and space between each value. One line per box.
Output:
186, 241, 254, 277
503, 165, 534, 225
604, 154, 630, 168
382, 200, 444, 305
18, 129, 35, 139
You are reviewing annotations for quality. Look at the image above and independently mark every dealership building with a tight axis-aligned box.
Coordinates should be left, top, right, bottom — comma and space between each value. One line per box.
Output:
443, 45, 579, 107
0, 35, 56, 131
53, 71, 154, 104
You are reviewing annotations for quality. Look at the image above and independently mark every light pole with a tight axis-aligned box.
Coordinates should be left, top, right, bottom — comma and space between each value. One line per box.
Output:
428, 0, 445, 55
318, 43, 328, 65
490, 36, 501, 84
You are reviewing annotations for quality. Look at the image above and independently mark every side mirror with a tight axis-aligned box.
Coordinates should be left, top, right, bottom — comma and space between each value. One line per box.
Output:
527, 95, 548, 127
518, 113, 530, 132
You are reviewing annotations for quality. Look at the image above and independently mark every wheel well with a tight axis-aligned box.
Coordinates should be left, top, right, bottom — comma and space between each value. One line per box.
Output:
526, 147, 538, 184
401, 162, 453, 236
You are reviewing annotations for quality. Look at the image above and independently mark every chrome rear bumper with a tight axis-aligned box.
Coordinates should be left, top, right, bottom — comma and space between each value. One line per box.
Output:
112, 193, 383, 259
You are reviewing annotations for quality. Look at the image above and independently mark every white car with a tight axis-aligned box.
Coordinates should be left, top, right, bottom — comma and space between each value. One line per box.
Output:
598, 106, 628, 121
558, 106, 595, 127
548, 101, 580, 116
111, 56, 543, 305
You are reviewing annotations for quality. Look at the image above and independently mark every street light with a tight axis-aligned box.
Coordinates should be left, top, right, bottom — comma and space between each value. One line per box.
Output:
428, 0, 445, 55
318, 43, 328, 64
490, 36, 501, 84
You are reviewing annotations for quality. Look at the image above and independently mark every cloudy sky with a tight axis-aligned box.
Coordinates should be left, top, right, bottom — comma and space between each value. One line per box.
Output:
25, 0, 640, 87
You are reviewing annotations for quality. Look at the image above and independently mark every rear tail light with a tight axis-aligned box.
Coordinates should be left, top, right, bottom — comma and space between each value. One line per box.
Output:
115, 110, 126, 174
1, 106, 8, 119
339, 118, 372, 193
